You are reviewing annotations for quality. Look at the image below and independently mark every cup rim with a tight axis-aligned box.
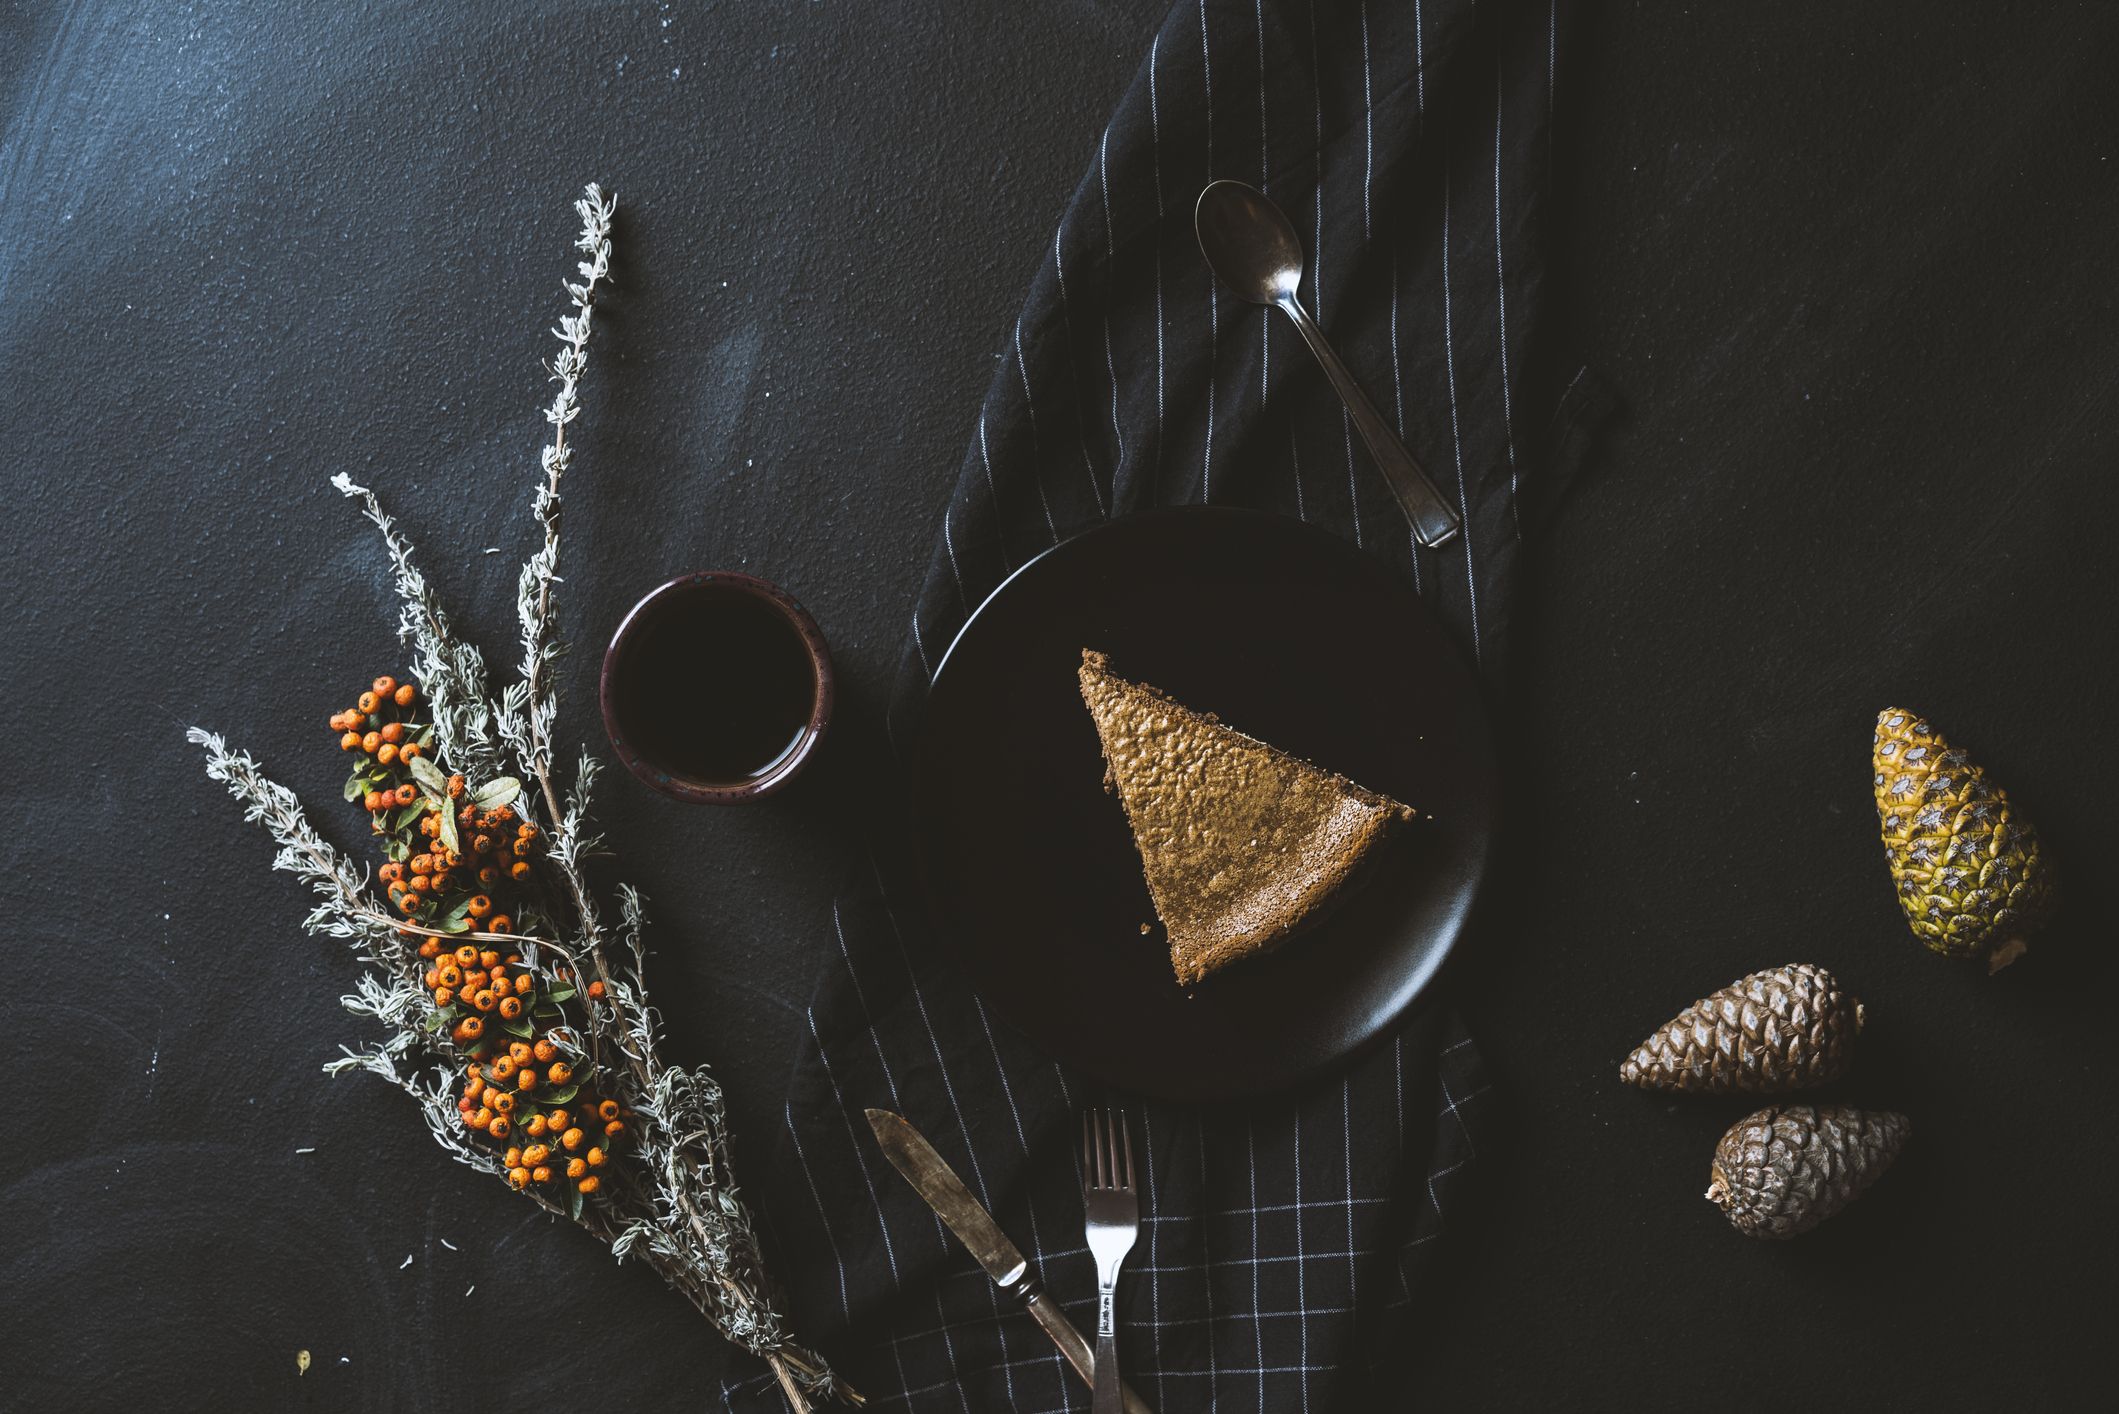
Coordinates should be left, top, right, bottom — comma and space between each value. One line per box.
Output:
598, 571, 834, 804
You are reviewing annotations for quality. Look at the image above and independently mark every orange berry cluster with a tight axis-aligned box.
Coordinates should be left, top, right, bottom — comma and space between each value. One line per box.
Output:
381, 795, 541, 921
333, 674, 426, 779
333, 673, 618, 1203
425, 939, 628, 1195
330, 676, 545, 925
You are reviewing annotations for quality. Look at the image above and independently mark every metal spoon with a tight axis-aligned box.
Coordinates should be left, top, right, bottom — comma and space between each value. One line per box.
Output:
1194, 179, 1461, 548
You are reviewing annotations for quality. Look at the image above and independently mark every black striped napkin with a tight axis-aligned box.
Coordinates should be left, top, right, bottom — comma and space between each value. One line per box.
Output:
728, 1, 1607, 1407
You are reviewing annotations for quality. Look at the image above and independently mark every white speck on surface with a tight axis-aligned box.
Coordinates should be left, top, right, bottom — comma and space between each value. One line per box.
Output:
338, 1357, 350, 1365
483, 547, 501, 554
399, 1254, 413, 1270
465, 1285, 476, 1297
439, 1238, 457, 1251
671, 66, 681, 78
294, 1147, 315, 1155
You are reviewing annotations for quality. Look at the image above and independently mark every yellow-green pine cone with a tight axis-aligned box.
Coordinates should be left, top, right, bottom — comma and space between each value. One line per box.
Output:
1873, 708, 2055, 971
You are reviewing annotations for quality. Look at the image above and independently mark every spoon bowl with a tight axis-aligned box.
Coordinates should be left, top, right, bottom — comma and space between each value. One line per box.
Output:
1194, 179, 1306, 306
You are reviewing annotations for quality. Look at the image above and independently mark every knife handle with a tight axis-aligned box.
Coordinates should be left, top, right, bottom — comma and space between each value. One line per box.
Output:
1015, 1277, 1155, 1414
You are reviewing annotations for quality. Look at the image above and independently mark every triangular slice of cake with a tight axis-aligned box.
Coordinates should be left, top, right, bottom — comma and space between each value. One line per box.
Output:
1077, 649, 1416, 984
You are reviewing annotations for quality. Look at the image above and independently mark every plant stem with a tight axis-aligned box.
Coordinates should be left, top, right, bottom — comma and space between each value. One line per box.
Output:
769, 1354, 813, 1414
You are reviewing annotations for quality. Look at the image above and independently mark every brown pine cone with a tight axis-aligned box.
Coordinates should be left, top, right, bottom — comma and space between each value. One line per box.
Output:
1619, 964, 1864, 1094
1706, 1103, 1910, 1239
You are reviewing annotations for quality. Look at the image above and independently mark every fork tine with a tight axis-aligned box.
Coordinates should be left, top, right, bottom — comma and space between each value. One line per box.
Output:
1120, 1109, 1136, 1191
1097, 1108, 1113, 1189
1082, 1108, 1096, 1189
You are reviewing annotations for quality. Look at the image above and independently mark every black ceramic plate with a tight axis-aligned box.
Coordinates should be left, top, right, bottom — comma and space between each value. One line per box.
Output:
913, 507, 1498, 1101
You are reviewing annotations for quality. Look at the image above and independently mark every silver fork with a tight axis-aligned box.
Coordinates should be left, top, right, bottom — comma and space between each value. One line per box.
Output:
1081, 1107, 1141, 1414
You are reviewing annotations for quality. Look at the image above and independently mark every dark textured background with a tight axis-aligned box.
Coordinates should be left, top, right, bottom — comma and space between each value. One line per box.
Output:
3, 2, 2114, 1409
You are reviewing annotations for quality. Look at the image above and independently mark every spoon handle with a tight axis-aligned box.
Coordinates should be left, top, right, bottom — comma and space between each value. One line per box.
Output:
1277, 297, 1461, 549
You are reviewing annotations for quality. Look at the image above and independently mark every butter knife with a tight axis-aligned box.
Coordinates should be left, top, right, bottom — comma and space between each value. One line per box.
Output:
864, 1108, 1155, 1414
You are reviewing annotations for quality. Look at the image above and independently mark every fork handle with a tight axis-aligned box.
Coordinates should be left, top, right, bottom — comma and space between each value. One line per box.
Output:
1093, 1331, 1123, 1414
1017, 1285, 1153, 1414
1093, 1283, 1123, 1414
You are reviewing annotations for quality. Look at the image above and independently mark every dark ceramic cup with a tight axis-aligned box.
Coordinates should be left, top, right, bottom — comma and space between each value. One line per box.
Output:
599, 572, 833, 804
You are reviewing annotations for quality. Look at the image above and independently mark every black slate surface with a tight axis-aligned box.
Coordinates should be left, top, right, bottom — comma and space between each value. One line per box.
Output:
2, 2, 2114, 1409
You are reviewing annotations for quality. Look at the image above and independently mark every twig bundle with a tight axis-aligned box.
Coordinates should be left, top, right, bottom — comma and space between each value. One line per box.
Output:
191, 185, 852, 1410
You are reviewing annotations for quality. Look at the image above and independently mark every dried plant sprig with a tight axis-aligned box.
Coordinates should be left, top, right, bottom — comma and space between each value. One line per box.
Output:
331, 474, 503, 784
189, 730, 414, 979
189, 728, 502, 1175
190, 185, 852, 1410
501, 183, 616, 818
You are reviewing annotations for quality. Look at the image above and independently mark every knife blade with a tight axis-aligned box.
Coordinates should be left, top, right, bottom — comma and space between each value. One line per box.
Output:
865, 1108, 1154, 1414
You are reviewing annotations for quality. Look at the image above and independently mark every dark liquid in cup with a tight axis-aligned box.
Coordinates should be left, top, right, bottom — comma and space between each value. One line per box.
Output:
611, 584, 816, 784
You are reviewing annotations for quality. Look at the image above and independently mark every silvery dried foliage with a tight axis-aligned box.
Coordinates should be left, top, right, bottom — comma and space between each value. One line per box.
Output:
192, 186, 851, 1409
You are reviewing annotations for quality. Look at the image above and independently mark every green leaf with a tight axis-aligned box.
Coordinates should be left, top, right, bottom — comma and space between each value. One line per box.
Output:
343, 772, 367, 802
408, 755, 450, 799
545, 986, 578, 1005
443, 915, 472, 935
439, 807, 461, 857
538, 1082, 582, 1107
417, 727, 435, 750
387, 839, 409, 863
568, 1183, 585, 1221
501, 1013, 535, 1039
472, 776, 523, 810
423, 1011, 446, 1033
384, 802, 419, 833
